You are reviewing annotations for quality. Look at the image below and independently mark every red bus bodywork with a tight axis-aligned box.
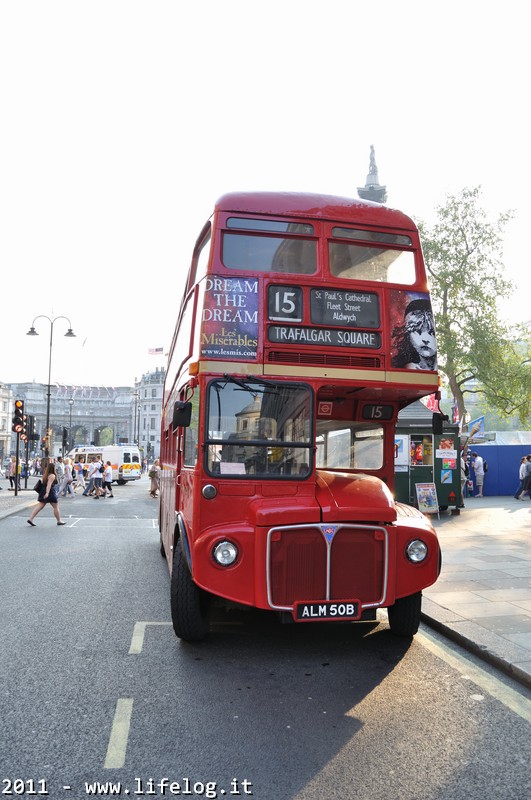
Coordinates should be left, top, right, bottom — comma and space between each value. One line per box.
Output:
160, 192, 442, 640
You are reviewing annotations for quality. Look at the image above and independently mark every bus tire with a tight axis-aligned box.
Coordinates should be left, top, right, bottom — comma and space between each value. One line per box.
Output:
387, 591, 422, 637
170, 541, 210, 641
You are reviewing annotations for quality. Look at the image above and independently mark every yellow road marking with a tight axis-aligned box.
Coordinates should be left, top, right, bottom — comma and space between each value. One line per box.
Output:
104, 698, 133, 769
129, 621, 172, 654
417, 628, 531, 724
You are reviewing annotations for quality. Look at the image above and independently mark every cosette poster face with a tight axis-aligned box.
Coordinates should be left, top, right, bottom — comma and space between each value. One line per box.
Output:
200, 276, 259, 360
390, 290, 438, 372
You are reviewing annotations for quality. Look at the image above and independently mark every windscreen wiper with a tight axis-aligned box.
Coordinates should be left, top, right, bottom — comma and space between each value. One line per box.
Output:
222, 374, 279, 394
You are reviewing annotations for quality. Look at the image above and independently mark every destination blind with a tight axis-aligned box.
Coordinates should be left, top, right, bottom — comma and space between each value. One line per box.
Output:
310, 289, 380, 328
268, 325, 381, 348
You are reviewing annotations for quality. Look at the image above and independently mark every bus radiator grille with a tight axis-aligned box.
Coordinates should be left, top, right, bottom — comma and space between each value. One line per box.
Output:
269, 526, 385, 608
267, 351, 381, 369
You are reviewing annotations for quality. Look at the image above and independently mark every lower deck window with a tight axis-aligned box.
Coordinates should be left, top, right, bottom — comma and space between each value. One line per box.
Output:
316, 421, 384, 470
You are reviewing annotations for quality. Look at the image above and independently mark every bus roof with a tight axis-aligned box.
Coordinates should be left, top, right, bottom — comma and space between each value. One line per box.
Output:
214, 191, 417, 231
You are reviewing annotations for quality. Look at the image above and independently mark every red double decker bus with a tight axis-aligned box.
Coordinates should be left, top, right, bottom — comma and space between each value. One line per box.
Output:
160, 191, 442, 641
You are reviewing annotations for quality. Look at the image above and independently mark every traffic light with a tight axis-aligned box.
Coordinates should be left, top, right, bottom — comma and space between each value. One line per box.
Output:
12, 400, 24, 433
20, 414, 28, 442
62, 427, 68, 449
27, 415, 39, 441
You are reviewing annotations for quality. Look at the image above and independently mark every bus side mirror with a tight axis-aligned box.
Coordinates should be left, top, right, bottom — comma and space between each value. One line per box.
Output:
173, 401, 192, 428
432, 412, 448, 435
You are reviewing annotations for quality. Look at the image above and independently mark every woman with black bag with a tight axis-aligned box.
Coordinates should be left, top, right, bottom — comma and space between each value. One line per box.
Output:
27, 462, 67, 526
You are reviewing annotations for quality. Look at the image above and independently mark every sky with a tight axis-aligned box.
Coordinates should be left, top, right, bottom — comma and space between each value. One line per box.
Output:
1, 0, 529, 388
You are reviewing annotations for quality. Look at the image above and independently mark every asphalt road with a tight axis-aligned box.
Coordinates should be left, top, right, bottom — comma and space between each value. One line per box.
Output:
1, 478, 530, 800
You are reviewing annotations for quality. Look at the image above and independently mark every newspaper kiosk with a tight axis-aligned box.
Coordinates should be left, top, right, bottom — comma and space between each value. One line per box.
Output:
395, 402, 461, 513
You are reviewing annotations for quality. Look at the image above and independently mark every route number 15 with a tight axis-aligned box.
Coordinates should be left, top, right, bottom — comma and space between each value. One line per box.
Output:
362, 404, 394, 420
268, 286, 303, 322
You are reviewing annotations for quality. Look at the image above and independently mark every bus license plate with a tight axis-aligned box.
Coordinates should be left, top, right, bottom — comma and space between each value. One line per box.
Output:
295, 601, 360, 621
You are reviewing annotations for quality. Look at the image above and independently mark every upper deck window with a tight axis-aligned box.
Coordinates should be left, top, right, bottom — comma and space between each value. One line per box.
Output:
332, 228, 412, 246
329, 227, 416, 284
227, 218, 314, 235
223, 218, 317, 275
195, 228, 212, 283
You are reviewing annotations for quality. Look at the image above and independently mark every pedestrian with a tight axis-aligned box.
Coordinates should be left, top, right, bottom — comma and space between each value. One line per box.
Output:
6, 457, 16, 490
74, 460, 85, 492
83, 457, 97, 496
471, 452, 485, 497
460, 451, 467, 507
92, 456, 104, 498
58, 457, 75, 498
55, 456, 64, 484
514, 456, 528, 499
9, 458, 22, 490
516, 455, 531, 500
149, 459, 160, 497
27, 463, 67, 526
100, 461, 114, 497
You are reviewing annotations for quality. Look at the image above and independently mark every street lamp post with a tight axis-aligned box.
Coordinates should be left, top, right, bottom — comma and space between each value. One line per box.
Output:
68, 397, 74, 451
26, 315, 76, 458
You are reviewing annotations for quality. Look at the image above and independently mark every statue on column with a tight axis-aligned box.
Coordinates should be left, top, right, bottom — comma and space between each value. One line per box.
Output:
357, 145, 387, 204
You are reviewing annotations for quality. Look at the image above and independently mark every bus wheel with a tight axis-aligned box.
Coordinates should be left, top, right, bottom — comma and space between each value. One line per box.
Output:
170, 541, 210, 641
387, 591, 422, 637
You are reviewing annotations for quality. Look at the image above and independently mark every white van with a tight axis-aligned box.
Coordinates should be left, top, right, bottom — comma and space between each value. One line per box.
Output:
67, 445, 142, 484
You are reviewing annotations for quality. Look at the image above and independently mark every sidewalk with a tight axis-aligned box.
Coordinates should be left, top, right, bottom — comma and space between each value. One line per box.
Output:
424, 495, 531, 689
0, 485, 37, 518
1, 484, 530, 688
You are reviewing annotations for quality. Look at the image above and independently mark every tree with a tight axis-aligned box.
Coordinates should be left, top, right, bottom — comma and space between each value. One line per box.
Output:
417, 187, 531, 426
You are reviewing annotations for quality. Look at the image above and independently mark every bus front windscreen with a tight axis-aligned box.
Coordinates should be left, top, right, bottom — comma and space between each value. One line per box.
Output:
206, 380, 312, 478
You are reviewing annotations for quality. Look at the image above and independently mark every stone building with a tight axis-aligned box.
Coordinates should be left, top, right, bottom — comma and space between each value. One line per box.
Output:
5, 381, 138, 458
3, 367, 166, 461
133, 368, 165, 461
0, 382, 14, 462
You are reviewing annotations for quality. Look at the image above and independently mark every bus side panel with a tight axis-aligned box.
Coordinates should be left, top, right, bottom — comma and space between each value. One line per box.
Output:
176, 467, 195, 558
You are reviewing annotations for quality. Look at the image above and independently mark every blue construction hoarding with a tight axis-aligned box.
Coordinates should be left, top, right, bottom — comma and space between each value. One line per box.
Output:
468, 444, 531, 497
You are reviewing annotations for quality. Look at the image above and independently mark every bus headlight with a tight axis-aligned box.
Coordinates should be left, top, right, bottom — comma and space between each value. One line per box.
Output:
406, 539, 428, 563
213, 541, 238, 566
